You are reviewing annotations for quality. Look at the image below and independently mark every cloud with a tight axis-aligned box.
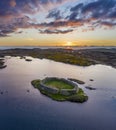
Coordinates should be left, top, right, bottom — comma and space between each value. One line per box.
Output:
39, 29, 73, 34
47, 10, 62, 20
0, 16, 31, 37
42, 0, 115, 34
0, 29, 15, 37
67, 0, 116, 29
101, 21, 116, 27
39, 20, 83, 28
0, 0, 67, 20
69, 0, 116, 21
10, 0, 16, 7
0, 0, 70, 36
0, 0, 116, 36
0, 33, 8, 37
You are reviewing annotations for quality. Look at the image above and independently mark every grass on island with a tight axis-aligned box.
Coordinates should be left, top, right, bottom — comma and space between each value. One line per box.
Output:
67, 88, 88, 103
31, 79, 88, 103
44, 80, 74, 89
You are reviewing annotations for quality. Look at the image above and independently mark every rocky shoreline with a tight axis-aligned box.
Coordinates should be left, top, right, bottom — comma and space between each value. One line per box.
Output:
0, 48, 116, 68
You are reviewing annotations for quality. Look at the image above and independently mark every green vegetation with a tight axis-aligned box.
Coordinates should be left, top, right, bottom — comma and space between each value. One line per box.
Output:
28, 50, 94, 66
41, 52, 93, 66
1, 48, 116, 68
67, 88, 88, 103
0, 48, 96, 67
31, 80, 66, 101
68, 78, 85, 84
31, 79, 41, 88
31, 79, 88, 103
44, 79, 74, 89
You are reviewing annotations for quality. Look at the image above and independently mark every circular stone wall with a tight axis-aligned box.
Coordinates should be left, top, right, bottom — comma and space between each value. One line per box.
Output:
39, 77, 79, 96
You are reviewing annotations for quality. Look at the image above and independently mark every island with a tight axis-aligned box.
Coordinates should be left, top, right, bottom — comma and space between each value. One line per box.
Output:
0, 58, 7, 69
31, 77, 88, 103
25, 59, 32, 62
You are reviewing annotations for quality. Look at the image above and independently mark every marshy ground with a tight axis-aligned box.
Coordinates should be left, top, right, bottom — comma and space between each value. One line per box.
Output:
0, 48, 116, 68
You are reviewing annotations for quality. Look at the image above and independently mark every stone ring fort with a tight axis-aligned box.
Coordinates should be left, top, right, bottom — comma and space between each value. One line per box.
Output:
40, 77, 79, 96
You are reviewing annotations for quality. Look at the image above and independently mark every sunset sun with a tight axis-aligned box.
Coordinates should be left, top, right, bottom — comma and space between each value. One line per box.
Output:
66, 42, 73, 46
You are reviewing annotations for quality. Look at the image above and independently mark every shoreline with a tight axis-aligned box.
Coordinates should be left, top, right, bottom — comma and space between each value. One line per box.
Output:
0, 48, 116, 68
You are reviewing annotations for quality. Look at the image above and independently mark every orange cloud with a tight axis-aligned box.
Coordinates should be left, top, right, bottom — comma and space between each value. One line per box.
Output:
10, 0, 16, 7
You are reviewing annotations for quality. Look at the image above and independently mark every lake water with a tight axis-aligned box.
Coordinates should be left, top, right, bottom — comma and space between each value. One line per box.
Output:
0, 57, 116, 130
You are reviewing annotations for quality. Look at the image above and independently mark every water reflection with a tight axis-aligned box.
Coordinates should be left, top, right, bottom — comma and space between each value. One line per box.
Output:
0, 57, 116, 130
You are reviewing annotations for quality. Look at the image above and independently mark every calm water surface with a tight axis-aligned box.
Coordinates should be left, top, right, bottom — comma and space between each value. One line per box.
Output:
0, 57, 116, 130
0, 46, 116, 50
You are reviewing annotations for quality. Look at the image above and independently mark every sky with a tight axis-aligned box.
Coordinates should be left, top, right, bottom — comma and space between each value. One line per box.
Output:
0, 0, 116, 46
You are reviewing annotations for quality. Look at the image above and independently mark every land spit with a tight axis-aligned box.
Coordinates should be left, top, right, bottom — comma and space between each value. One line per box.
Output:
0, 48, 116, 68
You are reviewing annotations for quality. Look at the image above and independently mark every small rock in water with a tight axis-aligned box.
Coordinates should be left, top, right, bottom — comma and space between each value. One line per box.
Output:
90, 79, 94, 81
25, 59, 32, 62
1, 92, 3, 95
85, 86, 96, 90
27, 90, 30, 93
68, 78, 85, 84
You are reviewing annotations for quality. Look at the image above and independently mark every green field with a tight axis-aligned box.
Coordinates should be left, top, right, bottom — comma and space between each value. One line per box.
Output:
44, 80, 74, 89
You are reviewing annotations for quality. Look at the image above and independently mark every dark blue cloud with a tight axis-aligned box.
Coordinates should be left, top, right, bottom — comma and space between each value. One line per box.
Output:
44, 0, 116, 32
70, 3, 83, 12
65, 0, 116, 30
47, 10, 62, 20
69, 0, 116, 20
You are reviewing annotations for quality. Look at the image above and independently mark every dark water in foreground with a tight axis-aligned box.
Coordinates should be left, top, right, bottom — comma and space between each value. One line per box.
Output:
0, 57, 116, 130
